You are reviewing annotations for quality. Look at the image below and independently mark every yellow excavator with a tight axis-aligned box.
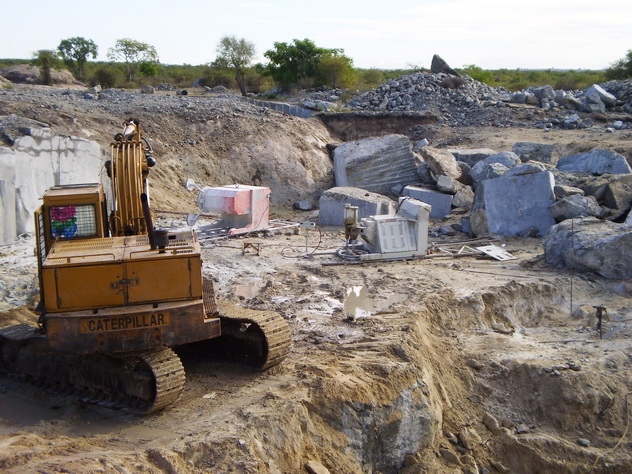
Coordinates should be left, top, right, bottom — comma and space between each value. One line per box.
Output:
0, 119, 291, 413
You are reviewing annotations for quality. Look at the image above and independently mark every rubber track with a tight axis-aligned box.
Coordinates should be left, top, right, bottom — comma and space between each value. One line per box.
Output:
0, 324, 185, 414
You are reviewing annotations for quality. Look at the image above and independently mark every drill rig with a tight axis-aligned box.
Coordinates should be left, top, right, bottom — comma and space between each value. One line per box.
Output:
0, 119, 291, 413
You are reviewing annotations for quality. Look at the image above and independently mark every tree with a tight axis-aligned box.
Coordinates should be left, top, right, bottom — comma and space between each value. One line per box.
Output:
318, 52, 354, 89
107, 38, 159, 82
264, 38, 341, 89
32, 50, 59, 85
216, 35, 255, 96
139, 62, 158, 78
57, 37, 98, 80
606, 49, 632, 80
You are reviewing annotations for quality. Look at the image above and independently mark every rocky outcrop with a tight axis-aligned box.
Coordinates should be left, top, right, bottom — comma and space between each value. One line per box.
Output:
0, 64, 83, 86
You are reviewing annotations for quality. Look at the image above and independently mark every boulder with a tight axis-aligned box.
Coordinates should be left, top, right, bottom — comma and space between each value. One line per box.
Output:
141, 84, 155, 94
533, 85, 556, 102
452, 186, 475, 210
0, 75, 12, 88
447, 148, 497, 167
436, 175, 461, 194
318, 187, 396, 226
430, 54, 459, 76
554, 185, 585, 198
512, 142, 556, 164
557, 148, 632, 175
402, 185, 452, 218
470, 152, 521, 186
550, 194, 604, 221
544, 218, 632, 279
417, 146, 461, 180
484, 171, 556, 237
582, 95, 606, 113
415, 162, 436, 185
584, 84, 617, 107
602, 181, 632, 213
293, 199, 313, 211
456, 161, 473, 185
470, 162, 509, 187
333, 134, 420, 195
0, 64, 83, 86
470, 208, 488, 236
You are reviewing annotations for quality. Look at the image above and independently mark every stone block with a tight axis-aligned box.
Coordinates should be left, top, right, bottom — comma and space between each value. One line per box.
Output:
484, 171, 556, 237
333, 134, 420, 195
318, 186, 396, 226
402, 185, 452, 218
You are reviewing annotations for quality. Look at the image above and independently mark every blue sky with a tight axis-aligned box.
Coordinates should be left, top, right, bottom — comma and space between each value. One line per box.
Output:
3, 0, 631, 70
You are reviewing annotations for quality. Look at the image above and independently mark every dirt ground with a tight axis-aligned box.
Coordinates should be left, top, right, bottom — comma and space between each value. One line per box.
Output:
0, 85, 632, 473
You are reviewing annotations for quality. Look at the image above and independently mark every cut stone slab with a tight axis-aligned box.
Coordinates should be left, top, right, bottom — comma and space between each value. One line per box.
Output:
417, 146, 461, 179
484, 171, 556, 237
402, 185, 451, 218
557, 148, 632, 175
333, 134, 420, 195
318, 186, 396, 226
512, 142, 556, 164
544, 218, 632, 279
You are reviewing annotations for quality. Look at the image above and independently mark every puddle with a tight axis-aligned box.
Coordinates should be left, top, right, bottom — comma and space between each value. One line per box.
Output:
343, 286, 406, 319
233, 278, 264, 300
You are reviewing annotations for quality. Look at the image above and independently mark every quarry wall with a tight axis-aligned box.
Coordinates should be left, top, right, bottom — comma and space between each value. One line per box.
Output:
0, 127, 105, 245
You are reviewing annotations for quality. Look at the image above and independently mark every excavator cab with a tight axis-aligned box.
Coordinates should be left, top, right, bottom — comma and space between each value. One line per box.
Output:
36, 183, 109, 255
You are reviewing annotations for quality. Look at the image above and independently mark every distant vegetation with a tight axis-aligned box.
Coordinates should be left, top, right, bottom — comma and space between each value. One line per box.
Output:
1, 36, 629, 95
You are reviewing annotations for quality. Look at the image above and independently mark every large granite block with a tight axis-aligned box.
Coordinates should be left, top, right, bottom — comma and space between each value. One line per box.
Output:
333, 134, 419, 195
484, 171, 555, 236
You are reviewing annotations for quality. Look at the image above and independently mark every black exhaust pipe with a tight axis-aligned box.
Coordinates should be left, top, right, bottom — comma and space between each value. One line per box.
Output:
141, 193, 157, 250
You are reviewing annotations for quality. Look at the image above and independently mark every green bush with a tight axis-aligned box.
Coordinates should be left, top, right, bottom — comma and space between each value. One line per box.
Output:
91, 65, 122, 88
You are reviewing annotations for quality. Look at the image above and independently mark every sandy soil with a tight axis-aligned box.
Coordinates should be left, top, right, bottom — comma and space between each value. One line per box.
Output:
0, 85, 631, 473
1, 222, 631, 473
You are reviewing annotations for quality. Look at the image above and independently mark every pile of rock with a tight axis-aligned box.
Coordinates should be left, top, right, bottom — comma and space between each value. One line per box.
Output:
324, 133, 632, 278
601, 79, 632, 113
345, 72, 509, 123
344, 66, 630, 127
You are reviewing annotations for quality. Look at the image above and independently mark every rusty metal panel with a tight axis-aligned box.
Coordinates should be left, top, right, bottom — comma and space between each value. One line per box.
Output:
45, 263, 125, 311
126, 257, 202, 304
